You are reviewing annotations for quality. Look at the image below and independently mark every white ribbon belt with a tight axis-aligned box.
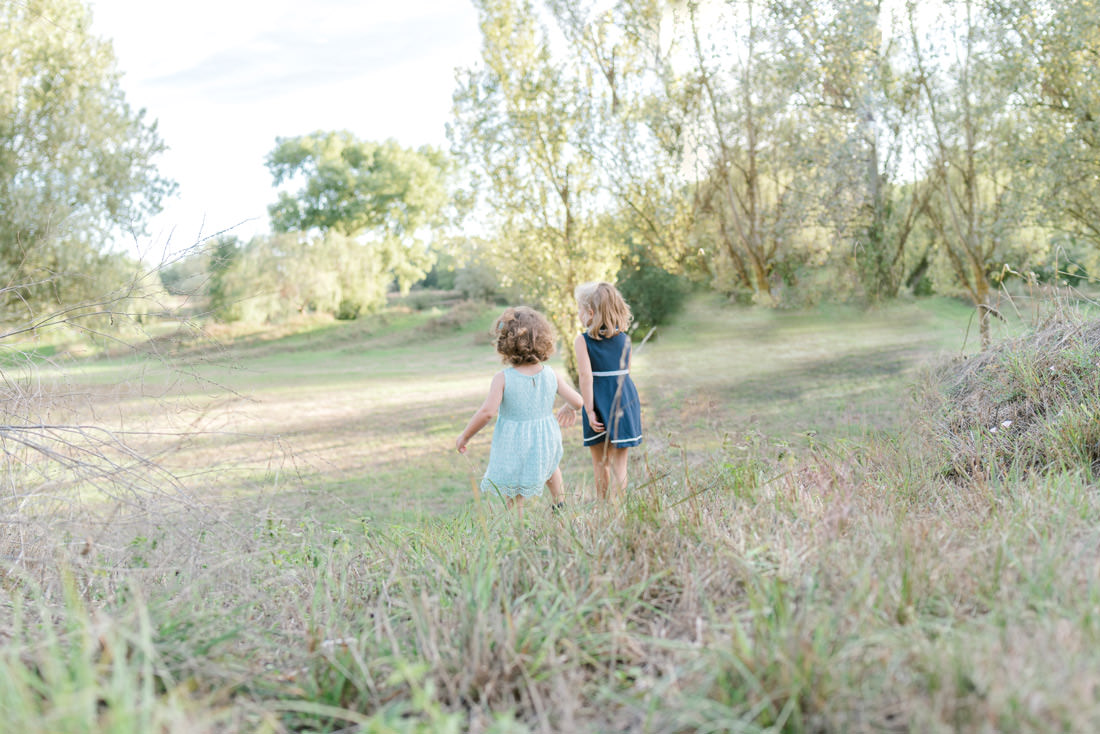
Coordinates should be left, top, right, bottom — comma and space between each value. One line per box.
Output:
591, 369, 628, 376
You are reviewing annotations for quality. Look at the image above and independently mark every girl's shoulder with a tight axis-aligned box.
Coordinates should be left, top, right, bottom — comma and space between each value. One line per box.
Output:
581, 329, 628, 344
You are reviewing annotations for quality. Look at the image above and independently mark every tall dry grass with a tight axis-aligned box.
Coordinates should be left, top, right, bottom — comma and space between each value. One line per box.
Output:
8, 430, 1097, 733
3, 294, 1100, 732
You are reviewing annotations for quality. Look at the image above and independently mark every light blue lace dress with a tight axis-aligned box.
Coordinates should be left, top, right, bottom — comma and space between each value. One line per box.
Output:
481, 366, 563, 498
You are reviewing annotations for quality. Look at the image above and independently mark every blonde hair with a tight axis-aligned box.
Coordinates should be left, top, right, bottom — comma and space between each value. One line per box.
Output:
575, 281, 632, 340
493, 306, 556, 365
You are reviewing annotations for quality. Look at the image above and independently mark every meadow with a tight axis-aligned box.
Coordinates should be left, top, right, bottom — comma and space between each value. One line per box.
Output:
2, 291, 1099, 733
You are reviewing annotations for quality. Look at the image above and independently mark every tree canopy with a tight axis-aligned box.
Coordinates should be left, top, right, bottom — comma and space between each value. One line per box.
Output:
189, 134, 455, 326
444, 0, 1100, 343
0, 0, 174, 316
266, 132, 450, 240
452, 0, 631, 377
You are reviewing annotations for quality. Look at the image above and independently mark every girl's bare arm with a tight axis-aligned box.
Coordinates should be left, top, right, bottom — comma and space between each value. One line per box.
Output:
556, 371, 583, 410
573, 334, 604, 431
456, 371, 505, 452
555, 370, 583, 427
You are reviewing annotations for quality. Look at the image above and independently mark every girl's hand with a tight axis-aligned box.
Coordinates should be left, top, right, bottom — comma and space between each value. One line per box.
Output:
585, 408, 604, 432
456, 436, 468, 453
556, 404, 577, 428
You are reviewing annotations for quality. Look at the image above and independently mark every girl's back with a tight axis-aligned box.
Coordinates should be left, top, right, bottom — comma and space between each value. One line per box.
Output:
583, 331, 630, 373
499, 366, 558, 421
485, 365, 563, 496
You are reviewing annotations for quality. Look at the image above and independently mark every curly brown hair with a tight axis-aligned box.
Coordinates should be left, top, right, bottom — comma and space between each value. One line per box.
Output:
493, 306, 557, 365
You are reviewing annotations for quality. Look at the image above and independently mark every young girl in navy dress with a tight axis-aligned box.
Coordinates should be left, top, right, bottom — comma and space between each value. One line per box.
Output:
456, 306, 584, 516
573, 282, 643, 501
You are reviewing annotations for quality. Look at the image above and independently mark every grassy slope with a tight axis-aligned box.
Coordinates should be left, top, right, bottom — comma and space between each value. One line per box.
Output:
6, 294, 1099, 733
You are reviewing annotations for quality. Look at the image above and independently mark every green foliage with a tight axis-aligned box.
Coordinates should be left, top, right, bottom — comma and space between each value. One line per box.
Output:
206, 236, 243, 321
418, 251, 459, 291
0, 0, 174, 316
158, 249, 210, 297
334, 299, 362, 321
251, 132, 450, 319
453, 262, 505, 303
266, 132, 450, 242
452, 0, 626, 377
209, 231, 399, 323
908, 0, 1038, 346
995, 0, 1100, 250
448, 0, 1100, 317
615, 252, 690, 333
435, 237, 518, 304
779, 0, 931, 303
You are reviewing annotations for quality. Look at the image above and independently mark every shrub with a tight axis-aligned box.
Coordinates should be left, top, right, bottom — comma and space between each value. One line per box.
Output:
921, 311, 1100, 478
454, 261, 507, 303
615, 256, 691, 333
335, 299, 362, 320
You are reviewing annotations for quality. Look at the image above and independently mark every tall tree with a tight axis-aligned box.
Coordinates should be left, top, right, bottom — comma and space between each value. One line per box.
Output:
782, 0, 931, 301
910, 0, 1028, 347
265, 132, 450, 311
547, 0, 696, 275
452, 0, 625, 378
995, 0, 1100, 261
663, 0, 814, 304
0, 0, 174, 317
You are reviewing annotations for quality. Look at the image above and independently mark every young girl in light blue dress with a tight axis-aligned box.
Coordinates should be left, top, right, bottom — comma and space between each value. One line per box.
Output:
456, 306, 583, 515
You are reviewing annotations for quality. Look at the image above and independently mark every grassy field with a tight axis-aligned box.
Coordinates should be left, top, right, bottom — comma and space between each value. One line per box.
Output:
3, 292, 1100, 733
28, 294, 982, 524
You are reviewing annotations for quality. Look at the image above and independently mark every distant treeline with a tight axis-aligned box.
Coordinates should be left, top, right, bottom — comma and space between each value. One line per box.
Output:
5, 0, 1097, 355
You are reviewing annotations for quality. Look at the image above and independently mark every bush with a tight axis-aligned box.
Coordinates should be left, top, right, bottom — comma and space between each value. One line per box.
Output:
455, 261, 507, 303
158, 250, 210, 297
335, 299, 362, 320
616, 256, 691, 333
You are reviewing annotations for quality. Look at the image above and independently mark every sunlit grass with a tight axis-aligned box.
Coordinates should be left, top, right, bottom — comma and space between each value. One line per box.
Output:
5, 293, 1100, 732
18, 295, 996, 524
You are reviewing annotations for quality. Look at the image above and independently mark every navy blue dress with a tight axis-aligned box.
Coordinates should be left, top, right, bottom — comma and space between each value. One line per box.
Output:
581, 331, 643, 448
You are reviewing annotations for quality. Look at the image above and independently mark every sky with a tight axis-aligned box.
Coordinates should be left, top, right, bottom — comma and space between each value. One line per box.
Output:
87, 0, 483, 258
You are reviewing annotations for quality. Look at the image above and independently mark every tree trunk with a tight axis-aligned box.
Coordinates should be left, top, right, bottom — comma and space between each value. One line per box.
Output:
750, 250, 773, 304
974, 266, 991, 350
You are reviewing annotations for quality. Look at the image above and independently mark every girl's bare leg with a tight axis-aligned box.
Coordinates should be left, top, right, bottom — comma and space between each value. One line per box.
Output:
545, 467, 564, 504
590, 444, 629, 501
589, 444, 611, 500
608, 446, 629, 501
506, 495, 525, 519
